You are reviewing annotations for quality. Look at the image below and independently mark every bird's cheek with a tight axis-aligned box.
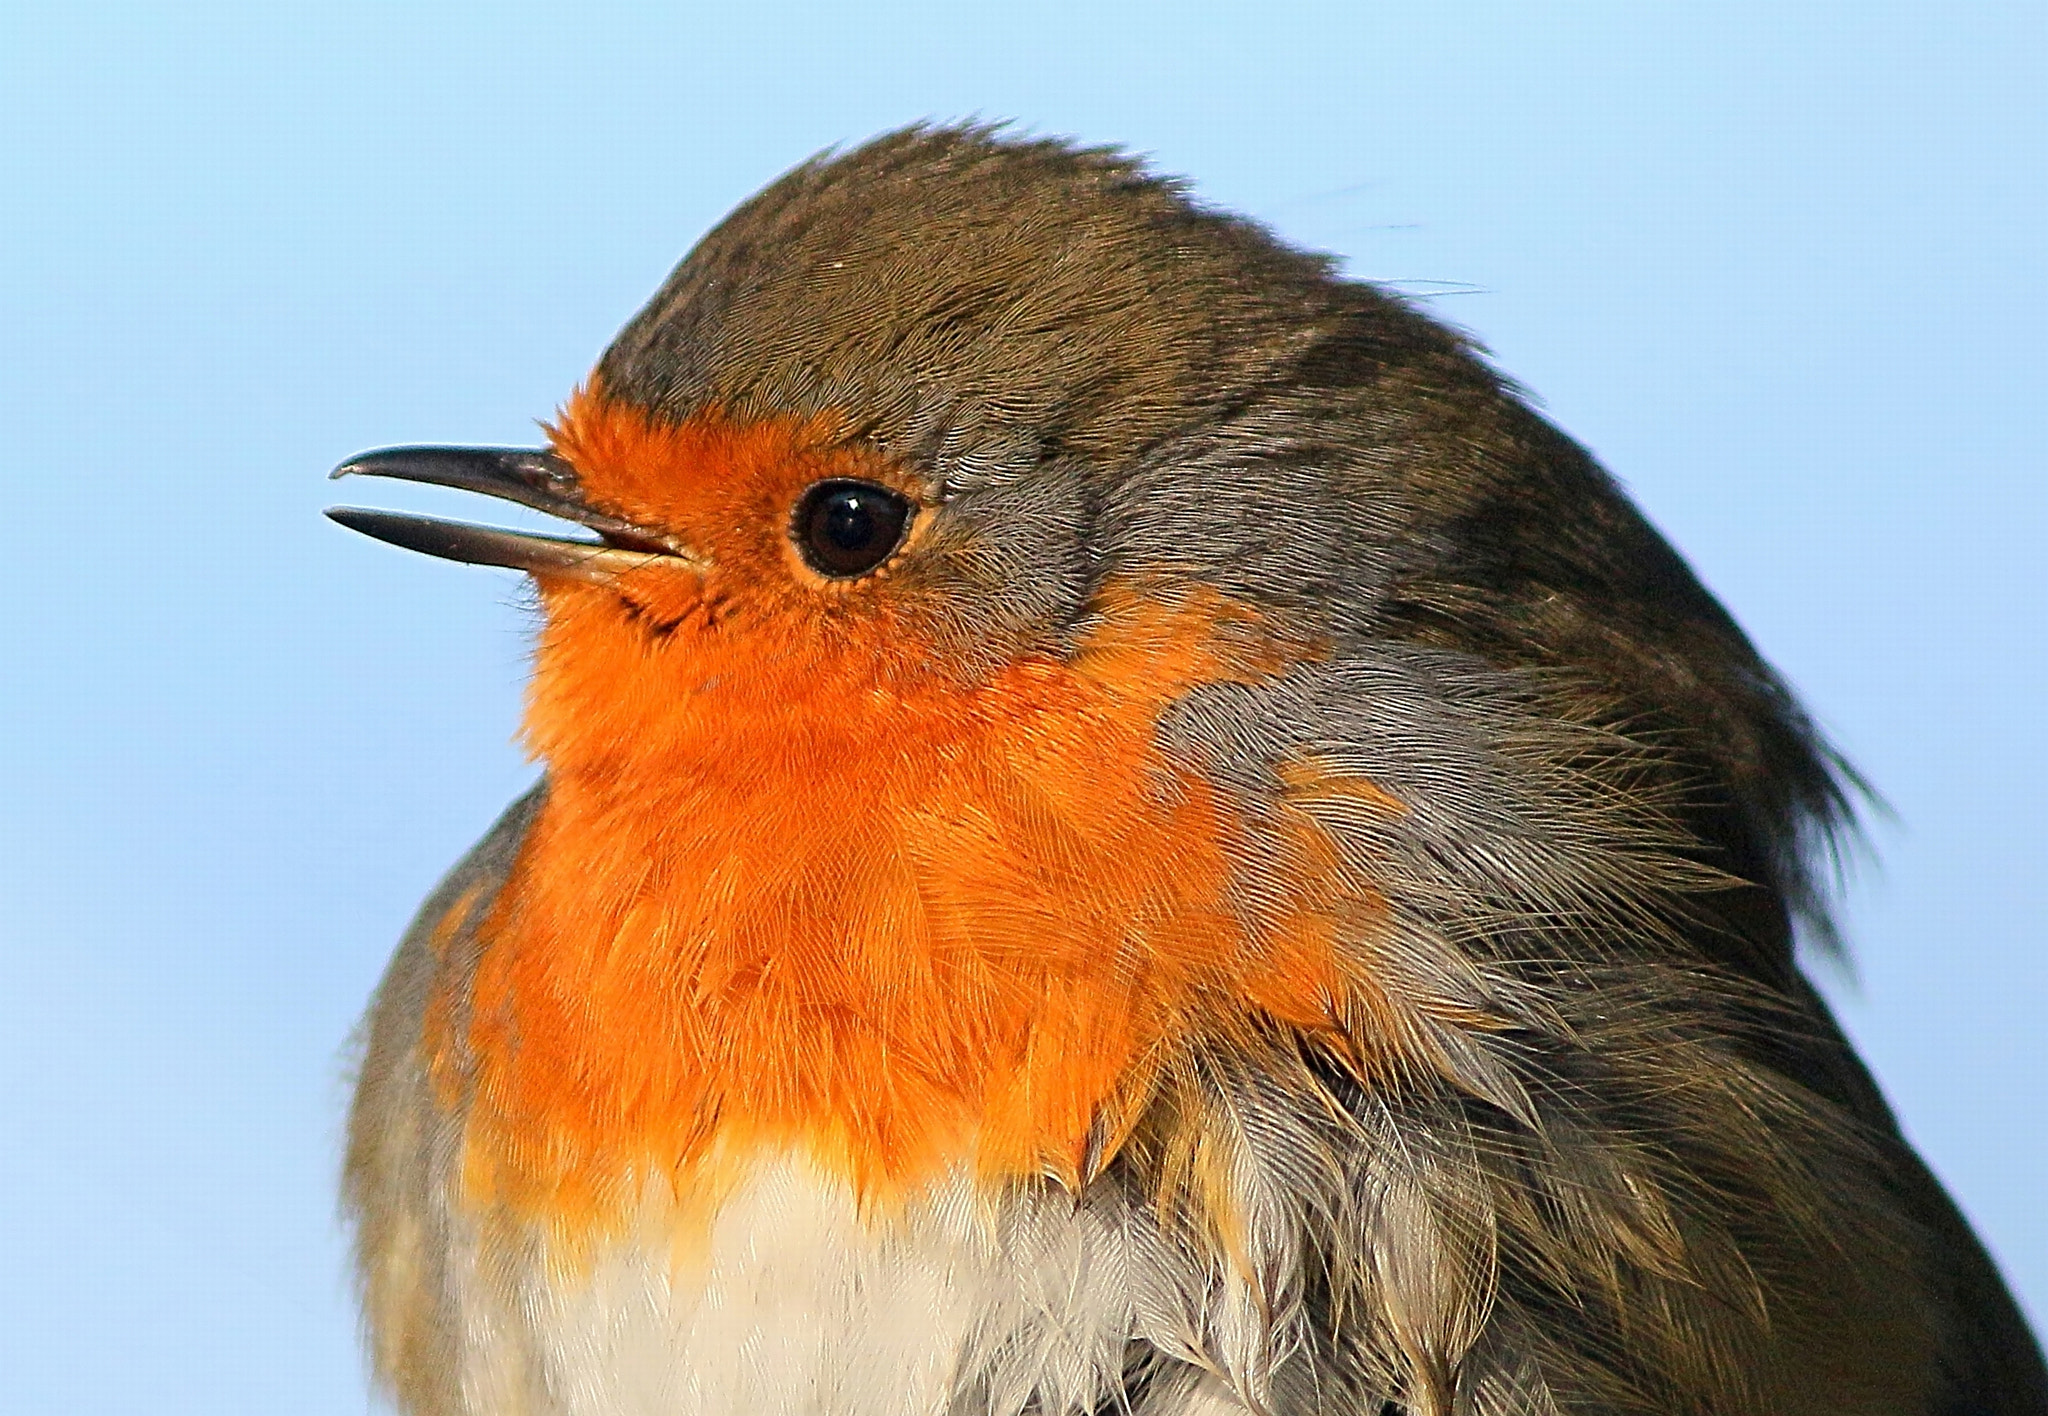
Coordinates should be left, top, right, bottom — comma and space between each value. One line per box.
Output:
584, 561, 720, 636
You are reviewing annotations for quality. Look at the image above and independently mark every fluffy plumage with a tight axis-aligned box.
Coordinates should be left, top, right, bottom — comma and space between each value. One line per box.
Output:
342, 126, 2047, 1415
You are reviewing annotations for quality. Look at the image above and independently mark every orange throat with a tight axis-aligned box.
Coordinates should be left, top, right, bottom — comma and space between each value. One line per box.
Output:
433, 396, 1379, 1232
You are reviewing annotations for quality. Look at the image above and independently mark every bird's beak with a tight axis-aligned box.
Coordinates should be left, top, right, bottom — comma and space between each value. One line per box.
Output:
326, 446, 698, 582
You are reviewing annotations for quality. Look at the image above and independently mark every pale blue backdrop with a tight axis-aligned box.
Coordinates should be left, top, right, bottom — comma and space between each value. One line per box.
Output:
3, 4, 2041, 1411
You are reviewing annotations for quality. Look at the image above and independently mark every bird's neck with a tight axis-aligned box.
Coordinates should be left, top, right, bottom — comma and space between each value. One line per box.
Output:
437, 578, 1373, 1236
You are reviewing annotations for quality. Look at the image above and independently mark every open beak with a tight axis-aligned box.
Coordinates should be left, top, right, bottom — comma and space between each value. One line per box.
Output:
326, 446, 697, 582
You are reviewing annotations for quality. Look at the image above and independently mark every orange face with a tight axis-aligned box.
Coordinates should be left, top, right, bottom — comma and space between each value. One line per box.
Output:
434, 384, 1402, 1239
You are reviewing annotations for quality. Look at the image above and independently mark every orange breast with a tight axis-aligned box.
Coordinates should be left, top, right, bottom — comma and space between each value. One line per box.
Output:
430, 397, 1396, 1240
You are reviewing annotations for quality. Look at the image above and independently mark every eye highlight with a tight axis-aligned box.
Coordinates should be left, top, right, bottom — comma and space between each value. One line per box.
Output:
792, 478, 914, 578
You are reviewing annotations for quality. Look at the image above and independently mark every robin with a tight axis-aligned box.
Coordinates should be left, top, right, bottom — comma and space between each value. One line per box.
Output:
329, 126, 2046, 1416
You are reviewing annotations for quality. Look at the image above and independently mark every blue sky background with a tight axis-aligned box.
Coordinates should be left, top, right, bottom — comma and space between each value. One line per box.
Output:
3, 4, 2041, 1410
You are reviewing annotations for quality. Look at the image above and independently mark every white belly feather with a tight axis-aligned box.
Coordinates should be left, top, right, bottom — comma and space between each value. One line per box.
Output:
434, 1152, 1246, 1416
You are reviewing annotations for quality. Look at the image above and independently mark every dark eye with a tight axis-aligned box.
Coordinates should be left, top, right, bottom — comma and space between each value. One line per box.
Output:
791, 478, 914, 578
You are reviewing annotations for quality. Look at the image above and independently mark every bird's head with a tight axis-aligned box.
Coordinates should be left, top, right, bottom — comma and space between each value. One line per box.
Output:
331, 126, 1852, 1215
338, 129, 1353, 722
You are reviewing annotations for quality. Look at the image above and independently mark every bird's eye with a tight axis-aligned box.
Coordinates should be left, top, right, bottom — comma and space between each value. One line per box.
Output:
791, 478, 914, 578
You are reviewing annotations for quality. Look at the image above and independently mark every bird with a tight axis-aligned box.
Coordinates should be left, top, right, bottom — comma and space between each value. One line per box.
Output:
328, 125, 2047, 1416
